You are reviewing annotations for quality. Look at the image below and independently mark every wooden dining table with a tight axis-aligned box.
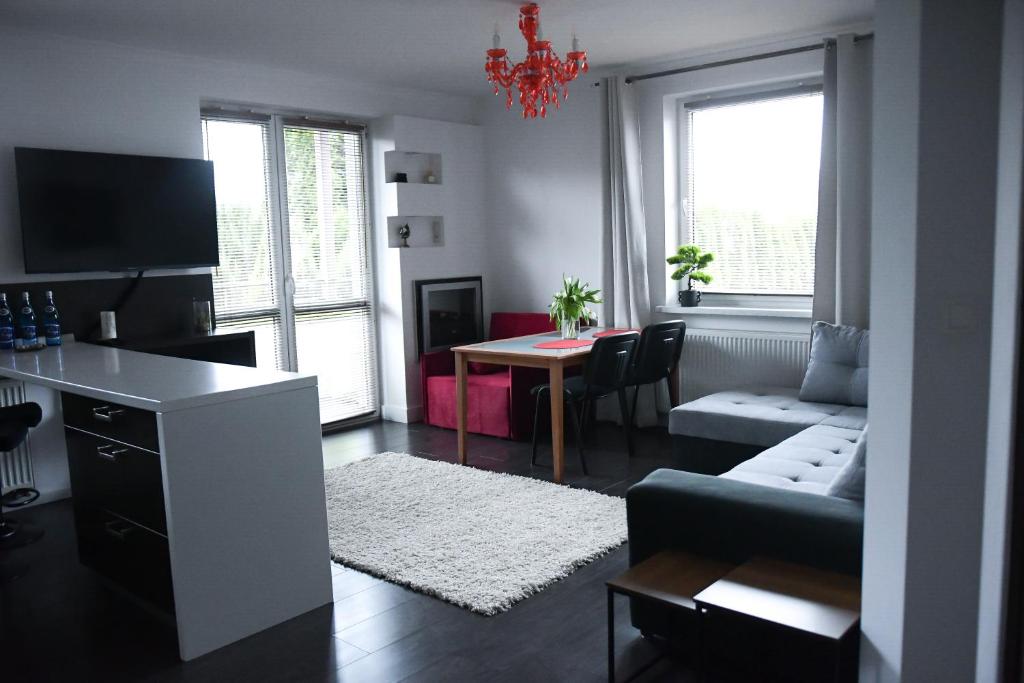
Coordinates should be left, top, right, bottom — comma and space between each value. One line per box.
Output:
452, 326, 616, 484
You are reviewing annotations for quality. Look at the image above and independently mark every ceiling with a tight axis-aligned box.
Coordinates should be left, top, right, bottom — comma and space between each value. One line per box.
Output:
0, 0, 873, 96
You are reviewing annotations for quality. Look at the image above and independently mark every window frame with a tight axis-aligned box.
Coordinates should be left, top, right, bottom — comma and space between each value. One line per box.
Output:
200, 103, 380, 429
673, 80, 823, 309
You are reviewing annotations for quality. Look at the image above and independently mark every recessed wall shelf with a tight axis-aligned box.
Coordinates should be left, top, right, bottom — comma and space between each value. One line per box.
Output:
387, 215, 445, 248
384, 151, 443, 185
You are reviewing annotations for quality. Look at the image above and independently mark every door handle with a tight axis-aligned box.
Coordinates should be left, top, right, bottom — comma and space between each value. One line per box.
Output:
92, 405, 126, 423
96, 444, 128, 462
104, 519, 135, 541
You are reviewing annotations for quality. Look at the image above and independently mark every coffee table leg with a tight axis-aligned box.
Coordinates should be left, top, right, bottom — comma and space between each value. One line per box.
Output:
607, 587, 615, 683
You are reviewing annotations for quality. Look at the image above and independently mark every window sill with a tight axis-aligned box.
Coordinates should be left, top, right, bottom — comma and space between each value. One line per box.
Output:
656, 305, 811, 319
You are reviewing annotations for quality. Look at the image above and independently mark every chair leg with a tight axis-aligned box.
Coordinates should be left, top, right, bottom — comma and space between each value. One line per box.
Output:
568, 401, 589, 475
630, 385, 640, 430
617, 388, 634, 458
531, 390, 545, 466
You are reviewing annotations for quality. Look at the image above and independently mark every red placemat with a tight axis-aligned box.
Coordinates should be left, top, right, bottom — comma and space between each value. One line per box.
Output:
533, 338, 595, 349
593, 328, 640, 338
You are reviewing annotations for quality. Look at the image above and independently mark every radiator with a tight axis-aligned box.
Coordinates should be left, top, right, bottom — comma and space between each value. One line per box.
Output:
680, 329, 810, 403
0, 380, 35, 493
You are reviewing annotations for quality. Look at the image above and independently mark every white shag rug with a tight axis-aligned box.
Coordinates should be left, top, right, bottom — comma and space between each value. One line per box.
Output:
323, 452, 627, 615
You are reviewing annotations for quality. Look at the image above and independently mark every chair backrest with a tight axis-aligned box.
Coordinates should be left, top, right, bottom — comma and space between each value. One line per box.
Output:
631, 320, 687, 385
584, 332, 640, 389
489, 312, 556, 341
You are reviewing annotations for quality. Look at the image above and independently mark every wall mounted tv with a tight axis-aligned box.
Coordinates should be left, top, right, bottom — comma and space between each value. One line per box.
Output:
15, 147, 220, 273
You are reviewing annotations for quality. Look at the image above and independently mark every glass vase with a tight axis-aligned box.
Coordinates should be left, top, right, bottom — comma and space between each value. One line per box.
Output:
561, 318, 580, 340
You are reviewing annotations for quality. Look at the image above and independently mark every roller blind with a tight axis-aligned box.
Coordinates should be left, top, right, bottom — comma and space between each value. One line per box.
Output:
686, 91, 823, 294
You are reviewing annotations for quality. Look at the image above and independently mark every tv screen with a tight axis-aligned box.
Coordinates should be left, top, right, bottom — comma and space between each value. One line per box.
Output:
15, 147, 219, 273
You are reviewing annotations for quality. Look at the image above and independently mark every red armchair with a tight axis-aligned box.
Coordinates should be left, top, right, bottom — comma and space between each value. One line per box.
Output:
421, 312, 556, 440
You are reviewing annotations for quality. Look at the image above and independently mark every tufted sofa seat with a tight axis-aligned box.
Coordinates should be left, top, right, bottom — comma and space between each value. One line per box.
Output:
719, 424, 863, 495
669, 386, 867, 447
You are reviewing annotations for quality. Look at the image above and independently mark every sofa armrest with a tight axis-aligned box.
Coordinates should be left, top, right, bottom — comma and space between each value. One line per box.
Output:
626, 469, 863, 576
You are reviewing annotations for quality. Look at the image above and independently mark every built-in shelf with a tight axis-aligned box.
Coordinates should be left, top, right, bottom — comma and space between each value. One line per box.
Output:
384, 150, 443, 185
387, 216, 445, 248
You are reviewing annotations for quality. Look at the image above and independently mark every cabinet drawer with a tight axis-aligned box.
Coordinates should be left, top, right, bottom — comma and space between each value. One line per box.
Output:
61, 392, 159, 453
74, 505, 174, 613
66, 427, 166, 534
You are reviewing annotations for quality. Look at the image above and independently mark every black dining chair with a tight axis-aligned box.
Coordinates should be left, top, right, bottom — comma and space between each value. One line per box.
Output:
530, 332, 641, 473
626, 320, 687, 429
0, 402, 44, 583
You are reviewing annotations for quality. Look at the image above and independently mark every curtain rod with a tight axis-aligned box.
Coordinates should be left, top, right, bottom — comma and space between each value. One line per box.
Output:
624, 32, 874, 84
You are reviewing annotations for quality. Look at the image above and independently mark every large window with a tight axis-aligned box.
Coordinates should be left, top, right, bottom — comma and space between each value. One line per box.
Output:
201, 111, 377, 426
686, 90, 823, 295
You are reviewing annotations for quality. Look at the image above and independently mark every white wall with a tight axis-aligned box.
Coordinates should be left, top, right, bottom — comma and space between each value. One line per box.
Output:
0, 27, 481, 500
372, 115, 488, 422
482, 80, 609, 319
862, 1, 1005, 680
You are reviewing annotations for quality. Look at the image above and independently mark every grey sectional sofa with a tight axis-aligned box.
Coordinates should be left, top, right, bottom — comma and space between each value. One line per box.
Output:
625, 322, 869, 638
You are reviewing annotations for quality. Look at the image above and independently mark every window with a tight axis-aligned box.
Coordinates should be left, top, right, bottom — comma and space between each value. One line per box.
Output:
685, 90, 823, 295
202, 111, 378, 426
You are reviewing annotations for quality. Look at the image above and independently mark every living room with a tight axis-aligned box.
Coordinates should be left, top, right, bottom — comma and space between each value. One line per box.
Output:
0, 1, 1022, 682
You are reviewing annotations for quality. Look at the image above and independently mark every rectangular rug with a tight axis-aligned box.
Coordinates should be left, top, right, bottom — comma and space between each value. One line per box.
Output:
323, 452, 627, 615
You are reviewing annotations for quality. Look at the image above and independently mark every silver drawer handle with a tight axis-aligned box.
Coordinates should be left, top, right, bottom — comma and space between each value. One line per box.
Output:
96, 444, 129, 461
92, 406, 126, 423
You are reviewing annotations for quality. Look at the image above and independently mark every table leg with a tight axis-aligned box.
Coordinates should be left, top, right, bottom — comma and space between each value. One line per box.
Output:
607, 587, 615, 683
456, 351, 468, 465
549, 361, 565, 484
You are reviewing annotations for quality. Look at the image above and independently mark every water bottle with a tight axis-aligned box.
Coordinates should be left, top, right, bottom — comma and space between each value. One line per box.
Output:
0, 293, 13, 350
43, 290, 62, 346
15, 291, 37, 350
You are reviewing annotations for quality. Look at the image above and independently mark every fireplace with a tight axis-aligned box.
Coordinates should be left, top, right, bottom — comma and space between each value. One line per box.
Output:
415, 277, 484, 354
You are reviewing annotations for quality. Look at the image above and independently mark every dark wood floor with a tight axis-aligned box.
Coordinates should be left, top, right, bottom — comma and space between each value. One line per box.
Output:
2, 420, 696, 682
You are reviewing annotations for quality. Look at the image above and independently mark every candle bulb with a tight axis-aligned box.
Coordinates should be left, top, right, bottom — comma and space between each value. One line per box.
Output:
492, 23, 501, 49
572, 33, 580, 52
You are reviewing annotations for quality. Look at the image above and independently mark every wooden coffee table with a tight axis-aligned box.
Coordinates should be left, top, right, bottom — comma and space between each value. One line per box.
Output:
694, 557, 861, 682
605, 551, 735, 682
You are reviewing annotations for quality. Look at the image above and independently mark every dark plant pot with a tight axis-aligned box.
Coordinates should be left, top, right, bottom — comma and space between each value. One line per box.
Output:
678, 289, 702, 307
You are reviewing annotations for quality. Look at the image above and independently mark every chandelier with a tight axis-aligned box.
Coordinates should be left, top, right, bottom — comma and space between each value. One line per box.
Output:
484, 3, 589, 119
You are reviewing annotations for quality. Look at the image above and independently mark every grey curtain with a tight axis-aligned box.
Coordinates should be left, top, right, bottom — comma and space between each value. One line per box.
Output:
813, 34, 873, 328
602, 76, 660, 426
605, 76, 651, 328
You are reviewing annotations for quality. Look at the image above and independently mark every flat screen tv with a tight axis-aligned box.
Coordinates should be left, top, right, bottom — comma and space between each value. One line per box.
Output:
15, 147, 219, 273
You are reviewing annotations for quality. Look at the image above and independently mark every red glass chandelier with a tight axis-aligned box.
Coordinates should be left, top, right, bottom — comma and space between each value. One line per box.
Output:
485, 3, 589, 119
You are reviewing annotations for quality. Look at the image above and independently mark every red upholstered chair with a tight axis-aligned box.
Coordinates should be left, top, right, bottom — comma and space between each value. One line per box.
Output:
421, 312, 556, 440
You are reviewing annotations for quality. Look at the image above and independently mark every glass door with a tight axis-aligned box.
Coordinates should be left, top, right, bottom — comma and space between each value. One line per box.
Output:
202, 111, 378, 427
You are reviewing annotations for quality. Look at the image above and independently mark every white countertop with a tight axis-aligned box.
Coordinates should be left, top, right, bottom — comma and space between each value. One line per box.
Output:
0, 341, 317, 412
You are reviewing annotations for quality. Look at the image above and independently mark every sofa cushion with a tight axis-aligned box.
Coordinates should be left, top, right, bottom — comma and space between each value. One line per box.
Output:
799, 322, 869, 406
425, 373, 512, 438
827, 427, 868, 501
669, 386, 867, 448
720, 424, 863, 495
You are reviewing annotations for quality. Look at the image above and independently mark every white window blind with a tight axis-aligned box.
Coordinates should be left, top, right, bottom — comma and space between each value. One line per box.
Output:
282, 122, 377, 424
201, 116, 288, 371
687, 91, 823, 295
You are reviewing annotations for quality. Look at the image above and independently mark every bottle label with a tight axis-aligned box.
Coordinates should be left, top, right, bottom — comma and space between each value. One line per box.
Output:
45, 323, 61, 345
20, 325, 37, 345
0, 326, 12, 350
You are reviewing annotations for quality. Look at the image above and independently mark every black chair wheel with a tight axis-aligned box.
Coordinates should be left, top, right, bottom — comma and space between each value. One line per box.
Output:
1, 487, 40, 509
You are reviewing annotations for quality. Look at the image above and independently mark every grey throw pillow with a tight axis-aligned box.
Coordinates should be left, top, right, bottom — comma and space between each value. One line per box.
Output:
799, 321, 869, 406
827, 427, 867, 501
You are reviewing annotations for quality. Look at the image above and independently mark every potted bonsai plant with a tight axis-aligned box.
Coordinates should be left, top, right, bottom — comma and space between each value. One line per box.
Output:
667, 244, 714, 307
549, 276, 602, 340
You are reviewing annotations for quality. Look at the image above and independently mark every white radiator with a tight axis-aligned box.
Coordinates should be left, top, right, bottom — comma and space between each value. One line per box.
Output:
0, 380, 34, 493
680, 330, 810, 403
